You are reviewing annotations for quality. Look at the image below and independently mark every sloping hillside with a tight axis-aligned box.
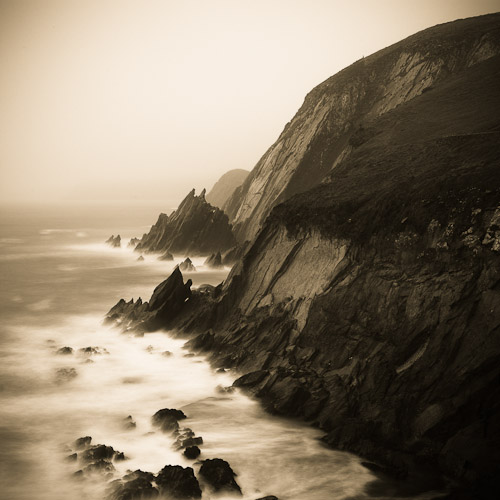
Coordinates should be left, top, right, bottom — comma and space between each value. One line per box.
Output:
206, 169, 249, 209
224, 13, 500, 243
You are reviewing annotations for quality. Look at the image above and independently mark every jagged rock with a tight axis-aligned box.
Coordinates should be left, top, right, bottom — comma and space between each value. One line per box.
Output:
137, 255, 144, 262
175, 427, 203, 449
222, 245, 243, 265
82, 459, 115, 476
183, 446, 201, 459
74, 436, 92, 450
123, 415, 136, 429
128, 237, 140, 248
179, 258, 196, 272
184, 331, 215, 352
65, 453, 78, 462
204, 252, 223, 268
104, 268, 192, 331
56, 346, 73, 355
134, 189, 236, 256
158, 252, 174, 261
152, 408, 186, 432
199, 458, 241, 494
107, 470, 158, 500
206, 169, 249, 209
155, 465, 201, 499
106, 235, 121, 248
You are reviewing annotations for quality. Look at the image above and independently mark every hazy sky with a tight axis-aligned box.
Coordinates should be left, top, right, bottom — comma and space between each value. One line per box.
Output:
1, 0, 499, 205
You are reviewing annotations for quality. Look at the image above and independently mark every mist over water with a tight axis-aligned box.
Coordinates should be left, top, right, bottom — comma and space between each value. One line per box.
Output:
0, 203, 441, 499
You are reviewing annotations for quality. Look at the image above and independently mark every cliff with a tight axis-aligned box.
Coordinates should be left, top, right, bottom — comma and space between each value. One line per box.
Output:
224, 13, 500, 244
135, 189, 236, 256
108, 14, 500, 498
206, 169, 249, 209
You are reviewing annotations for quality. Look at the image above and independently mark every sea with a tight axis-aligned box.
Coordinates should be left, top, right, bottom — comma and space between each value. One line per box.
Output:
0, 201, 443, 500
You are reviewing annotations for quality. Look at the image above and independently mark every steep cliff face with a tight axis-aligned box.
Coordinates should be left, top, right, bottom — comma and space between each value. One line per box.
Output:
224, 14, 500, 244
135, 189, 236, 256
206, 169, 249, 209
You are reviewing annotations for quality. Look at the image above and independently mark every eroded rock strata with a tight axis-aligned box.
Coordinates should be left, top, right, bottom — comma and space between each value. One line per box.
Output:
107, 14, 500, 498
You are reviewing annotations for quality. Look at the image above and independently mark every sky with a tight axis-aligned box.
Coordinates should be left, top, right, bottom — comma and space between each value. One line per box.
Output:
1, 0, 499, 205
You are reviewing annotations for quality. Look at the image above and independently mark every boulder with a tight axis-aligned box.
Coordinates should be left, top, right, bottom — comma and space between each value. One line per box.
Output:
74, 436, 92, 450
199, 458, 241, 494
155, 465, 201, 499
179, 258, 196, 272
107, 470, 158, 500
152, 408, 187, 433
81, 444, 116, 463
183, 446, 201, 459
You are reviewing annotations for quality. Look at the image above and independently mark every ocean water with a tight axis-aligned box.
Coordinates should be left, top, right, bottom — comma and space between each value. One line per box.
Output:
0, 202, 442, 500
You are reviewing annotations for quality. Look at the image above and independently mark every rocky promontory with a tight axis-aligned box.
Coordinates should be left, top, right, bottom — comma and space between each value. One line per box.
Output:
134, 189, 236, 256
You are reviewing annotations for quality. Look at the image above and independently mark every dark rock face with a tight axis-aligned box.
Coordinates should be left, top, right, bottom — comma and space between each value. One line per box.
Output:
107, 470, 158, 500
179, 258, 196, 272
206, 169, 249, 209
183, 446, 201, 459
222, 245, 243, 265
135, 189, 236, 256
155, 465, 201, 499
106, 235, 121, 248
199, 458, 241, 494
105, 267, 192, 332
204, 252, 223, 268
80, 444, 116, 463
74, 436, 92, 449
152, 408, 187, 433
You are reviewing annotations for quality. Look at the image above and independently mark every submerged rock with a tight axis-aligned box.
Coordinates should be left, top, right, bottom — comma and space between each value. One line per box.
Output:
79, 346, 109, 356
80, 444, 116, 463
105, 235, 121, 248
175, 428, 203, 449
123, 415, 136, 430
74, 436, 92, 450
83, 459, 115, 476
152, 408, 187, 433
199, 458, 241, 494
55, 367, 77, 383
56, 346, 73, 355
155, 465, 201, 499
137, 255, 145, 262
179, 258, 196, 272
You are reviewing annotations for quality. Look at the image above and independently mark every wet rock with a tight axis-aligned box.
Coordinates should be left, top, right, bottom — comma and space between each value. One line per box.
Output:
184, 331, 215, 352
55, 367, 77, 383
233, 370, 269, 389
114, 452, 126, 461
204, 252, 223, 268
174, 428, 204, 450
162, 350, 173, 357
155, 465, 201, 499
106, 235, 121, 248
255, 497, 278, 500
158, 252, 174, 261
79, 346, 109, 356
146, 345, 155, 353
81, 444, 116, 463
183, 446, 201, 459
137, 255, 144, 262
107, 470, 158, 500
74, 436, 92, 450
84, 359, 94, 364
128, 237, 140, 248
65, 453, 78, 462
180, 258, 196, 272
123, 415, 136, 430
152, 408, 187, 433
216, 385, 235, 394
199, 458, 241, 494
83, 459, 115, 476
56, 346, 73, 355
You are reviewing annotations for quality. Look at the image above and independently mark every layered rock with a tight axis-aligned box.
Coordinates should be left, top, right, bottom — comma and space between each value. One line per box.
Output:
206, 169, 249, 209
135, 189, 236, 256
223, 14, 500, 243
